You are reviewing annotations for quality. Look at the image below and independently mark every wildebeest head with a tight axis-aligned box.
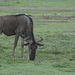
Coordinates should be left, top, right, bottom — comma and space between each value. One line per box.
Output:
24, 36, 43, 60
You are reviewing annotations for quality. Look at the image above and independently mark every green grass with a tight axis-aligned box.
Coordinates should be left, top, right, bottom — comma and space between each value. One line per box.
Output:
0, 0, 75, 75
0, 0, 75, 7
0, 12, 75, 75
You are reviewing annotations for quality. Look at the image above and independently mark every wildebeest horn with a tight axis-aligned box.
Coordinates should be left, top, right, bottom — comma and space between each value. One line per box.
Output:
37, 43, 44, 46
24, 36, 44, 46
36, 36, 43, 42
25, 36, 31, 41
25, 36, 33, 44
36, 36, 44, 46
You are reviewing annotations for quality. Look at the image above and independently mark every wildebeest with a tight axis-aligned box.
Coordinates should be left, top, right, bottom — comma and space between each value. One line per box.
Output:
0, 14, 43, 60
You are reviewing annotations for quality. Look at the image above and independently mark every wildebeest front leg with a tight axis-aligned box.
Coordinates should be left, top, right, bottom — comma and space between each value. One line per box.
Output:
12, 34, 19, 58
21, 37, 25, 59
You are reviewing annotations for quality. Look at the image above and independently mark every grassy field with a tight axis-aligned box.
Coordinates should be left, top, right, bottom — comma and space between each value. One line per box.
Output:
0, 0, 75, 7
0, 0, 75, 75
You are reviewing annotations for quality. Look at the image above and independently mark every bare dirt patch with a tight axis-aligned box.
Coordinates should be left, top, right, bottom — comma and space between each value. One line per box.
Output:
36, 21, 69, 23
0, 7, 75, 10
42, 16, 75, 18
33, 16, 75, 23
0, 7, 74, 23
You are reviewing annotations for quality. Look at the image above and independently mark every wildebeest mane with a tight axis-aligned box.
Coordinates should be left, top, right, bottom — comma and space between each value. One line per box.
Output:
27, 14, 35, 41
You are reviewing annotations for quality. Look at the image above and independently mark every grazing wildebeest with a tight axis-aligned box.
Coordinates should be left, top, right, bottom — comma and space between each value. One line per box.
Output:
0, 14, 43, 60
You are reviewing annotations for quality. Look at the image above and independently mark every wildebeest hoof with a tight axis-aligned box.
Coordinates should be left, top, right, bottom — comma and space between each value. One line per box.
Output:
21, 56, 25, 59
12, 56, 15, 58
23, 57, 25, 59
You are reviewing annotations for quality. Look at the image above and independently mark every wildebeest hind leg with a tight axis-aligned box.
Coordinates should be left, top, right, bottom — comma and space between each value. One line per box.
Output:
21, 37, 25, 59
12, 34, 19, 58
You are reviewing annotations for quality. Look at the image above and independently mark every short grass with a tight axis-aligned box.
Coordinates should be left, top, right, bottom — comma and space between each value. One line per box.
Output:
0, 0, 75, 75
0, 0, 75, 8
0, 9, 75, 75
